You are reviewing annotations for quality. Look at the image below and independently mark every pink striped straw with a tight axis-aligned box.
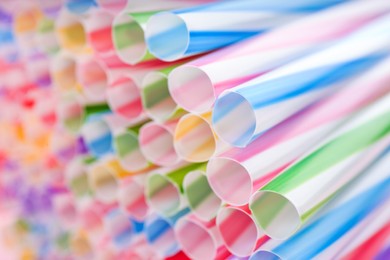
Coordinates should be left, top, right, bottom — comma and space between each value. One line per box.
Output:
118, 176, 149, 221
216, 205, 268, 257
175, 215, 231, 260
76, 56, 108, 102
168, 0, 390, 114
207, 56, 390, 206
96, 0, 128, 14
52, 193, 78, 230
139, 119, 181, 166
106, 76, 144, 120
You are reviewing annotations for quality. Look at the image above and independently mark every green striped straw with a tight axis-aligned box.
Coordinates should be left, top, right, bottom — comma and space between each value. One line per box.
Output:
146, 163, 206, 217
113, 11, 158, 65
113, 123, 152, 171
36, 16, 60, 55
249, 92, 390, 240
183, 169, 222, 221
141, 64, 187, 122
65, 156, 96, 198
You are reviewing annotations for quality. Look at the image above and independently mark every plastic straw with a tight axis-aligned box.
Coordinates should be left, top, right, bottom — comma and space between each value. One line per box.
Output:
64, 0, 97, 14
145, 163, 205, 217
35, 17, 60, 55
103, 208, 135, 248
118, 176, 149, 221
106, 76, 144, 120
144, 208, 189, 257
249, 93, 390, 240
81, 116, 113, 157
174, 112, 230, 162
145, 0, 345, 62
96, 0, 128, 14
139, 119, 181, 166
50, 53, 78, 92
112, 0, 212, 65
55, 10, 88, 53
183, 169, 221, 221
250, 148, 390, 259
141, 65, 186, 122
213, 14, 390, 147
167, 0, 390, 114
88, 158, 119, 203
65, 156, 94, 198
207, 57, 390, 206
175, 214, 230, 259
37, 0, 63, 18
216, 205, 266, 257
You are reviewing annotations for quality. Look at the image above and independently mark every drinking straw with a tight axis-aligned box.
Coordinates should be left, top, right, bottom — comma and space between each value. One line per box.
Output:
24, 51, 52, 88
37, 0, 63, 18
76, 57, 109, 102
213, 14, 390, 147
64, 0, 97, 15
250, 148, 390, 260
55, 10, 88, 53
183, 169, 221, 221
52, 193, 78, 230
118, 176, 149, 221
249, 93, 390, 240
81, 116, 113, 157
106, 76, 144, 120
50, 53, 78, 92
141, 65, 187, 122
175, 214, 231, 259
146, 163, 205, 217
145, 0, 346, 62
96, 0, 128, 14
35, 17, 60, 55
174, 112, 230, 162
111, 117, 155, 172
144, 208, 189, 257
103, 208, 135, 248
112, 0, 212, 65
207, 56, 390, 206
57, 94, 110, 133
65, 156, 94, 198
69, 230, 93, 258
167, 0, 390, 114
139, 119, 181, 166
88, 158, 119, 204
216, 205, 267, 257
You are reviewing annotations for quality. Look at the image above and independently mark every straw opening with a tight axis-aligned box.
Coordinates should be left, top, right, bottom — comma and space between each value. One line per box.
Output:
175, 218, 217, 259
51, 54, 77, 91
183, 170, 221, 221
169, 65, 215, 114
213, 91, 256, 147
118, 180, 148, 220
207, 157, 252, 206
146, 12, 189, 62
146, 174, 181, 216
142, 72, 177, 122
107, 77, 143, 119
217, 207, 258, 257
113, 12, 147, 65
89, 163, 119, 204
139, 123, 179, 166
174, 114, 216, 162
77, 59, 108, 101
114, 131, 148, 171
250, 250, 282, 260
250, 190, 301, 240
56, 11, 87, 52
145, 216, 178, 257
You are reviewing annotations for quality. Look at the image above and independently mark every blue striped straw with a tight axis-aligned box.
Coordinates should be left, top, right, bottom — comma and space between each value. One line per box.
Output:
213, 14, 390, 147
64, 0, 98, 14
145, 0, 346, 61
81, 115, 113, 157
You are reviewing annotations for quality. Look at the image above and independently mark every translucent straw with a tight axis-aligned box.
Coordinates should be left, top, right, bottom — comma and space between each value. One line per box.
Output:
216, 205, 267, 257
141, 65, 187, 122
250, 148, 390, 260
174, 112, 230, 162
183, 169, 221, 221
139, 119, 181, 166
175, 214, 231, 259
207, 57, 390, 206
144, 208, 189, 258
167, 0, 390, 114
145, 163, 205, 217
118, 176, 149, 221
145, 0, 345, 61
213, 14, 390, 147
249, 92, 390, 240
